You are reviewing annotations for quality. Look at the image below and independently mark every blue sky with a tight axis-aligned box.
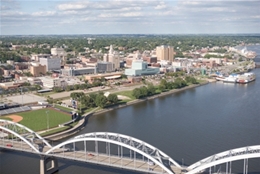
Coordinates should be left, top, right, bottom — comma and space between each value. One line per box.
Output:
1, 0, 260, 35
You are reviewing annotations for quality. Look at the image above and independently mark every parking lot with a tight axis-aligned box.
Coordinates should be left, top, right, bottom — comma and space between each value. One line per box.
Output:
5, 93, 46, 105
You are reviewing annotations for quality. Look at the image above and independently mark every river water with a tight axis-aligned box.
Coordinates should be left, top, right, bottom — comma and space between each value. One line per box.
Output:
1, 46, 260, 174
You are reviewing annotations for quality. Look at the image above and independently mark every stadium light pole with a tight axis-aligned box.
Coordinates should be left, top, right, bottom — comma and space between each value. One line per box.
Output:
46, 110, 49, 131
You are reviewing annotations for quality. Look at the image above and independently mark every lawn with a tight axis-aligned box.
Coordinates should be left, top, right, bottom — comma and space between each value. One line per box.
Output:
54, 104, 74, 112
17, 108, 72, 131
0, 117, 12, 121
114, 90, 135, 100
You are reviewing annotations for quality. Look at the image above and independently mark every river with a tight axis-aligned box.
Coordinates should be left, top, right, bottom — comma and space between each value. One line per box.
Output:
1, 46, 260, 174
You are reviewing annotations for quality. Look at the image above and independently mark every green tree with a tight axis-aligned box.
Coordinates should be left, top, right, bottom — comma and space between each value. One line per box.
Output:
70, 92, 84, 100
158, 84, 166, 91
140, 86, 148, 97
107, 94, 118, 104
185, 76, 198, 84
53, 87, 63, 92
95, 94, 107, 108
147, 83, 156, 95
82, 95, 96, 108
132, 88, 142, 99
174, 78, 187, 88
160, 79, 167, 87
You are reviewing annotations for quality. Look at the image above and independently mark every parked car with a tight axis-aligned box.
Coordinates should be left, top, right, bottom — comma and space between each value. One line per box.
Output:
6, 144, 13, 147
88, 153, 95, 157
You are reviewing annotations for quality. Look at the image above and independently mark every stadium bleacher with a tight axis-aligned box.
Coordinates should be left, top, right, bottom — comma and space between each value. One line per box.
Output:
0, 106, 31, 116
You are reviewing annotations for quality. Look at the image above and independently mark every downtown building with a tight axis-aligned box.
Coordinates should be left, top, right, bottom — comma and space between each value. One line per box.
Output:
156, 45, 174, 62
39, 57, 61, 71
103, 45, 120, 71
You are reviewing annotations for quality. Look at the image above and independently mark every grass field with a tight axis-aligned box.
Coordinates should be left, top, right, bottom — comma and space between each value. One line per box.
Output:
16, 108, 72, 131
0, 117, 12, 121
54, 104, 74, 112
114, 90, 135, 100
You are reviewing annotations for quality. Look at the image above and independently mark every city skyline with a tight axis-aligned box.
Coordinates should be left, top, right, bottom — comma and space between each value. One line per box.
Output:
1, 0, 260, 35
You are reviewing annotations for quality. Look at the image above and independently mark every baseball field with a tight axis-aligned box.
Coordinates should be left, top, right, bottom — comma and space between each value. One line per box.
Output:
1, 108, 72, 132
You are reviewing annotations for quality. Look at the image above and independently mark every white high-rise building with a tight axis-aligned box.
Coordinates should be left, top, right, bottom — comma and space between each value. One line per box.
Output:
103, 45, 120, 71
39, 57, 61, 71
156, 45, 174, 62
51, 48, 66, 56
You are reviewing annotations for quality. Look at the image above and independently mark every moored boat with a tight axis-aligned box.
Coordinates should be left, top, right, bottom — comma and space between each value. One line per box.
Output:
223, 74, 239, 83
236, 72, 256, 84
216, 76, 226, 81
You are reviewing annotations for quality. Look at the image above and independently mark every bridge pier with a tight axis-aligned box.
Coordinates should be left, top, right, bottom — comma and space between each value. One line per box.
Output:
40, 156, 59, 174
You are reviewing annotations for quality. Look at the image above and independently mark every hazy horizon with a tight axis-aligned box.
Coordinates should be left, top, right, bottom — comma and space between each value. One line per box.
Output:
1, 0, 260, 35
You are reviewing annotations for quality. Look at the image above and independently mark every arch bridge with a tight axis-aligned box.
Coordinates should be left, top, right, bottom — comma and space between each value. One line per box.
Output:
1, 119, 260, 174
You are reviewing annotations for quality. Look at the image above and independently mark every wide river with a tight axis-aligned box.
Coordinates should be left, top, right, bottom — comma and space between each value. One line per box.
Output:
1, 45, 260, 174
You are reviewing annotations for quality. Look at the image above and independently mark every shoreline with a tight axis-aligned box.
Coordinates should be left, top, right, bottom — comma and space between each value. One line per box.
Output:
93, 81, 209, 116
44, 80, 210, 141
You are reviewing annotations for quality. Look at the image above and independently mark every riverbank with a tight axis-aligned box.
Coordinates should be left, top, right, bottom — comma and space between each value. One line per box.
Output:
44, 80, 210, 141
93, 81, 209, 116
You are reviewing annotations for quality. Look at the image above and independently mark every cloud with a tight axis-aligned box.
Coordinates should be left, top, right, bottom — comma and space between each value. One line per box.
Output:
1, 0, 20, 11
154, 2, 166, 10
57, 2, 89, 11
1, 5, 12, 11
32, 11, 56, 17
1, 0, 260, 34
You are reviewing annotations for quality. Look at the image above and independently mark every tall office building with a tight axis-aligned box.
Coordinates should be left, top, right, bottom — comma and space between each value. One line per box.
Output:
156, 45, 174, 62
103, 45, 120, 71
39, 57, 61, 71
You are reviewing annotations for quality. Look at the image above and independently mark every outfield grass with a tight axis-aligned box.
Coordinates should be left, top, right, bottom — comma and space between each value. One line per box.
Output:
54, 104, 74, 112
39, 126, 71, 137
0, 117, 12, 121
17, 108, 71, 131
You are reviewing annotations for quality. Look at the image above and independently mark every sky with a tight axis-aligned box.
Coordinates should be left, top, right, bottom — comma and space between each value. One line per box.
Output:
1, 0, 260, 35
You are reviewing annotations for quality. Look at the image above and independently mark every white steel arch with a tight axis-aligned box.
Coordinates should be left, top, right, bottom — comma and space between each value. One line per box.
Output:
0, 119, 52, 148
73, 132, 181, 168
0, 126, 40, 153
186, 145, 260, 174
46, 132, 182, 174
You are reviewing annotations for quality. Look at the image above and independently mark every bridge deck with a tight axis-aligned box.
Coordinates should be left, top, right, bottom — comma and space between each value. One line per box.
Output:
0, 139, 182, 174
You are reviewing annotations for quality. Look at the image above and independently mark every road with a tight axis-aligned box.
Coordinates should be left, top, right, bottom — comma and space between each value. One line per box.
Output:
0, 139, 183, 174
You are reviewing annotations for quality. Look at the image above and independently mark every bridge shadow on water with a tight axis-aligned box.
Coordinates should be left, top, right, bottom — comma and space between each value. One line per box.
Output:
1, 148, 260, 174
0, 149, 142, 174
56, 158, 143, 174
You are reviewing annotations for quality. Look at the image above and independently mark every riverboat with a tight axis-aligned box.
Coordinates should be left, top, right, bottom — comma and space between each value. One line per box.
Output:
223, 74, 239, 83
236, 72, 256, 84
215, 72, 226, 81
216, 76, 226, 81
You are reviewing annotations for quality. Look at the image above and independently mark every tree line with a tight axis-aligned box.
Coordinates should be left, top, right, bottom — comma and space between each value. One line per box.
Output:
70, 92, 118, 110
132, 76, 198, 99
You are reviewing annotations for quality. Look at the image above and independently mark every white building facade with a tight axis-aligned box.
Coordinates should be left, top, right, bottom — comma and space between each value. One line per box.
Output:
103, 45, 120, 71
51, 48, 66, 56
39, 57, 61, 71
125, 60, 159, 76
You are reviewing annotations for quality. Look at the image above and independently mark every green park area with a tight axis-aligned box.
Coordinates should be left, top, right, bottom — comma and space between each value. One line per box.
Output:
11, 108, 71, 132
